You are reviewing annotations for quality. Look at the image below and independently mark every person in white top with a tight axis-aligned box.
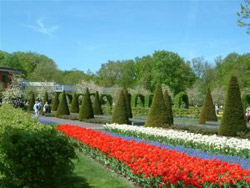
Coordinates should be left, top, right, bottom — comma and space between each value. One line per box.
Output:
33, 101, 40, 118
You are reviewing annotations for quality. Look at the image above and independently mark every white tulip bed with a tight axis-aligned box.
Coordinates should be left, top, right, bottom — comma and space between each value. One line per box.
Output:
104, 123, 250, 158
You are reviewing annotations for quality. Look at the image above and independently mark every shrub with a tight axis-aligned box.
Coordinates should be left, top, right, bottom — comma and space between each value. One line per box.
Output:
124, 89, 133, 118
219, 76, 247, 136
28, 92, 35, 111
174, 92, 189, 108
52, 92, 60, 111
145, 94, 153, 107
145, 84, 170, 127
0, 127, 76, 188
78, 88, 94, 120
164, 90, 173, 125
111, 90, 129, 124
100, 94, 113, 107
70, 93, 79, 113
199, 88, 217, 124
93, 91, 103, 115
131, 94, 145, 107
56, 91, 70, 117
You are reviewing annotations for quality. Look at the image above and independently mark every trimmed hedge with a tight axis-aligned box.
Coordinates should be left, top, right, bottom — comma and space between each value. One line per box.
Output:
28, 92, 35, 111
174, 92, 189, 108
124, 89, 133, 118
70, 93, 79, 113
199, 88, 217, 124
93, 91, 103, 115
52, 92, 60, 111
56, 91, 70, 117
131, 94, 145, 107
164, 90, 173, 125
145, 84, 170, 127
219, 76, 247, 136
145, 94, 153, 107
78, 88, 94, 120
100, 94, 113, 107
111, 90, 129, 124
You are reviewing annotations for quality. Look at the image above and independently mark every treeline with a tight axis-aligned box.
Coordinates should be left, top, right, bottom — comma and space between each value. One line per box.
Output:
0, 50, 249, 99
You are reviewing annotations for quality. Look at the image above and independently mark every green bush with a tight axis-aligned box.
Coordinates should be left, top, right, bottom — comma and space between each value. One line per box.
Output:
145, 94, 153, 107
100, 94, 113, 107
174, 92, 189, 108
93, 91, 103, 115
52, 92, 60, 111
131, 94, 145, 107
145, 84, 170, 127
199, 88, 217, 124
79, 88, 94, 120
219, 76, 247, 136
70, 93, 79, 113
111, 90, 129, 124
124, 89, 133, 118
56, 91, 70, 117
164, 90, 173, 125
28, 92, 35, 111
0, 127, 76, 188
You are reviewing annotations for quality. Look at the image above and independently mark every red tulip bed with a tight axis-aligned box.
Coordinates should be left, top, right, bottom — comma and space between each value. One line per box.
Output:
56, 124, 250, 188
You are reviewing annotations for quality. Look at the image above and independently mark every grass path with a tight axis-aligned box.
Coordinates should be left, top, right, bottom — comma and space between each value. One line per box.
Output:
72, 151, 135, 188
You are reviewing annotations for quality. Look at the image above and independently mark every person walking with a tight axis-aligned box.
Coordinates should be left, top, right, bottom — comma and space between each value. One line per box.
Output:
246, 106, 250, 123
33, 101, 40, 118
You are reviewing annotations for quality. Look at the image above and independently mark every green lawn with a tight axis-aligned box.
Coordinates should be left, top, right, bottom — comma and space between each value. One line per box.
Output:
0, 151, 135, 188
71, 151, 135, 188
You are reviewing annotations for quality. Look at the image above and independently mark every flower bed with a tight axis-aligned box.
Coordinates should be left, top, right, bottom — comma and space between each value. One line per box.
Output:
104, 124, 250, 158
57, 124, 250, 187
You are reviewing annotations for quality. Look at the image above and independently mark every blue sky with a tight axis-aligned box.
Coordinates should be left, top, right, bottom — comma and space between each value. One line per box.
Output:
0, 0, 249, 72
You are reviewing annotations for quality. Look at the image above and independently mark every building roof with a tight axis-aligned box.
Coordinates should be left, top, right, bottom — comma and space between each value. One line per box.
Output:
0, 67, 22, 74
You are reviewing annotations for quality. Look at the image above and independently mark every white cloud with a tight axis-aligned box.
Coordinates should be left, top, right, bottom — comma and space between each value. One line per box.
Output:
24, 17, 59, 37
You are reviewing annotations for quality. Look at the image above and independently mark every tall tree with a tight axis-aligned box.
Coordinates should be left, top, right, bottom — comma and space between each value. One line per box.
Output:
124, 89, 133, 118
164, 90, 173, 125
219, 76, 247, 136
52, 93, 60, 111
28, 92, 35, 111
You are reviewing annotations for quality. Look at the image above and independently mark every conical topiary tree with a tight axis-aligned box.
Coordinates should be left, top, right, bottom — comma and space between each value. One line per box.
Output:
28, 92, 35, 111
40, 91, 49, 113
78, 88, 94, 120
164, 90, 173, 125
219, 76, 247, 136
111, 90, 129, 124
145, 84, 170, 127
124, 89, 133, 118
199, 88, 217, 124
70, 93, 79, 113
52, 93, 60, 111
93, 91, 103, 115
56, 91, 70, 117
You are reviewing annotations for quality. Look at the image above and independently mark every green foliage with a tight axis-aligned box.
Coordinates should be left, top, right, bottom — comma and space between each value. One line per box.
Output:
124, 89, 133, 118
93, 91, 103, 115
199, 88, 217, 124
145, 94, 153, 107
111, 90, 129, 124
145, 84, 170, 127
56, 91, 70, 117
131, 94, 145, 107
78, 88, 94, 120
164, 90, 173, 125
151, 51, 196, 95
100, 94, 113, 106
237, 0, 250, 34
43, 91, 49, 103
219, 76, 247, 136
52, 92, 60, 111
28, 92, 35, 111
242, 93, 250, 112
70, 93, 79, 113
0, 105, 77, 188
174, 92, 189, 108
0, 127, 76, 188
